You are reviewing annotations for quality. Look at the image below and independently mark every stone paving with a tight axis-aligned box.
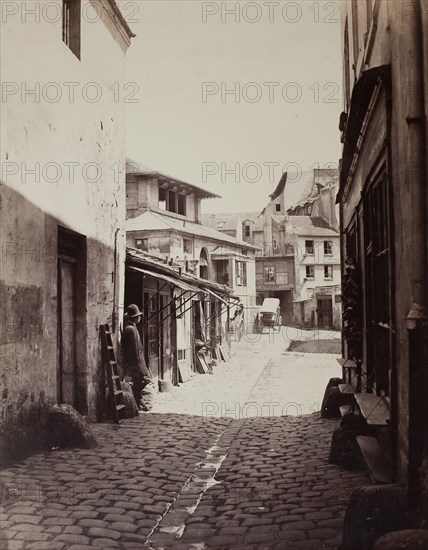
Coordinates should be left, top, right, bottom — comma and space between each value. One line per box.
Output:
0, 328, 367, 550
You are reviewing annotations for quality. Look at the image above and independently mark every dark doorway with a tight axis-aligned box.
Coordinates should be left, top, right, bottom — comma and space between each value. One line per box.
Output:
57, 227, 86, 413
159, 292, 173, 382
317, 297, 333, 328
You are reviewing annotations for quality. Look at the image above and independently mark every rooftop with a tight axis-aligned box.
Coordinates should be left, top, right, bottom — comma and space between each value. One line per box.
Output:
201, 211, 263, 232
126, 158, 220, 200
126, 247, 238, 297
126, 210, 258, 250
268, 169, 339, 212
286, 216, 339, 237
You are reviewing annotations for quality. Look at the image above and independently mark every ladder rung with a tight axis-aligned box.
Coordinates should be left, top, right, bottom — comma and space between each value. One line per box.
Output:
101, 323, 127, 423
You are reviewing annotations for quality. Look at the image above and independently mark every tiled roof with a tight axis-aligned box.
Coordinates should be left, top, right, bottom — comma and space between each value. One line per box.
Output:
126, 247, 237, 297
201, 211, 262, 232
286, 216, 339, 237
290, 169, 339, 210
287, 171, 317, 209
126, 210, 258, 249
126, 158, 220, 199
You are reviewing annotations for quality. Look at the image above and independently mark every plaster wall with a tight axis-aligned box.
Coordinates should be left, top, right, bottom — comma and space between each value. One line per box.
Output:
0, 0, 130, 462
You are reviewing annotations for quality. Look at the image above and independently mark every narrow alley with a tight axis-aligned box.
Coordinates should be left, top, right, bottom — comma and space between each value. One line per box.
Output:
0, 330, 367, 550
2, 2, 428, 549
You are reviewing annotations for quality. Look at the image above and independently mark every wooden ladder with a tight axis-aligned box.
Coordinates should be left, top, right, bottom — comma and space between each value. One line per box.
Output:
100, 324, 127, 423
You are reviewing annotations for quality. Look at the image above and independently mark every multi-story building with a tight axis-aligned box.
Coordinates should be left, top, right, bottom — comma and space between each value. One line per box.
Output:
286, 217, 341, 328
125, 159, 257, 319
337, 0, 428, 539
124, 159, 256, 382
0, 1, 133, 464
207, 170, 341, 327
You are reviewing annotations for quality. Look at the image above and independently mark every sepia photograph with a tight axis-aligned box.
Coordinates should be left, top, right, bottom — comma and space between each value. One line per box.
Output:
1, 1, 428, 549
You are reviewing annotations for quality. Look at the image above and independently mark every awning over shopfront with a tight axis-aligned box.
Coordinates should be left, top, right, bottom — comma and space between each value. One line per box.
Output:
128, 265, 206, 322
205, 288, 229, 307
337, 64, 391, 202
128, 266, 202, 294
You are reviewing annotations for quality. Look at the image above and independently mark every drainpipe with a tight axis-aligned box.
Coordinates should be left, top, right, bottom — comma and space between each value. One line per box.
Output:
112, 227, 120, 333
405, 0, 427, 327
403, 0, 428, 518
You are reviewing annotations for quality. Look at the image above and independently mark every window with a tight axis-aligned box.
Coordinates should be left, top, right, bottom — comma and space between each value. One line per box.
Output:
236, 261, 247, 286
135, 238, 148, 252
168, 190, 177, 213
305, 240, 314, 255
306, 266, 315, 279
177, 194, 186, 216
264, 266, 275, 282
363, 163, 393, 394
275, 203, 281, 212
183, 238, 192, 254
159, 187, 167, 210
158, 186, 186, 216
244, 224, 250, 237
324, 265, 333, 279
351, 0, 359, 67
273, 239, 278, 251
324, 241, 333, 255
218, 221, 225, 229
62, 0, 81, 59
306, 205, 312, 215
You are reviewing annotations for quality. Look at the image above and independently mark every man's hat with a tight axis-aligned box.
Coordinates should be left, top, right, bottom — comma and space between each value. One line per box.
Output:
124, 304, 143, 318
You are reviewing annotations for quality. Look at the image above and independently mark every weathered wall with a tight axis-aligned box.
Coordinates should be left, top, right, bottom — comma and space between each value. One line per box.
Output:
0, 0, 130, 463
255, 257, 295, 292
126, 229, 257, 308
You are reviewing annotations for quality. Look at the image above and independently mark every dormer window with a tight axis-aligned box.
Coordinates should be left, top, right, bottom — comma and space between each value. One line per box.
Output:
244, 224, 250, 237
218, 221, 225, 229
275, 204, 281, 212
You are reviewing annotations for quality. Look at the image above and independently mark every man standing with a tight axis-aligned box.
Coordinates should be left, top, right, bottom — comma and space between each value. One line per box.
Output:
121, 304, 153, 410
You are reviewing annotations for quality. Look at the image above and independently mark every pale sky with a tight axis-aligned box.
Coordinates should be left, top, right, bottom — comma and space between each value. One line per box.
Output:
123, 0, 343, 213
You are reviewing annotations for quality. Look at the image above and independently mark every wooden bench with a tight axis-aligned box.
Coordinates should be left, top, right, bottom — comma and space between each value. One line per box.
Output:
354, 393, 390, 426
338, 383, 356, 395
356, 435, 392, 484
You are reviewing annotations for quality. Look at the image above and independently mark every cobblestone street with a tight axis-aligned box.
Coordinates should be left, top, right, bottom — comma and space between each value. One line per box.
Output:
1, 330, 367, 550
